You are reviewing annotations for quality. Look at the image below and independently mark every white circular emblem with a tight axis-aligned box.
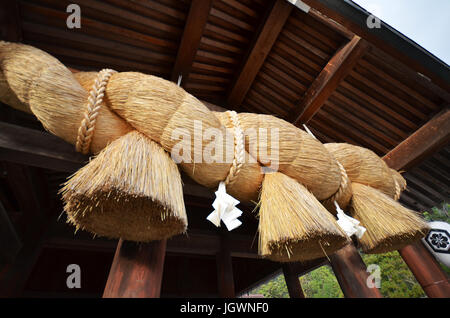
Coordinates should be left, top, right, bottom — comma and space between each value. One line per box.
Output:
422, 221, 450, 267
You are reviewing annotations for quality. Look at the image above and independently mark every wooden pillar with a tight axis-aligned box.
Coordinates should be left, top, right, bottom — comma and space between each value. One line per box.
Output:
399, 242, 450, 298
329, 244, 382, 298
103, 239, 166, 298
282, 264, 305, 298
216, 233, 235, 297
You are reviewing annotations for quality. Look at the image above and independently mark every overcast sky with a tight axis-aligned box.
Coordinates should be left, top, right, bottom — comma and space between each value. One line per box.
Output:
352, 0, 450, 65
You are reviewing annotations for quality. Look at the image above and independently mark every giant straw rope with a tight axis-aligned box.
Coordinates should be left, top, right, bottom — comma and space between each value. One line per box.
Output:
0, 42, 429, 261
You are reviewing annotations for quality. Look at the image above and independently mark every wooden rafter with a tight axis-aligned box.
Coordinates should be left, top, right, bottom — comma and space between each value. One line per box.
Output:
170, 0, 213, 83
383, 108, 450, 170
227, 0, 293, 107
292, 35, 370, 125
300, 0, 450, 93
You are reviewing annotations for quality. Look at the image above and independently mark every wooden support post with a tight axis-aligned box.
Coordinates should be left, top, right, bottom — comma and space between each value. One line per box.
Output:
398, 242, 450, 298
282, 264, 305, 298
103, 239, 167, 298
329, 244, 382, 298
216, 233, 235, 297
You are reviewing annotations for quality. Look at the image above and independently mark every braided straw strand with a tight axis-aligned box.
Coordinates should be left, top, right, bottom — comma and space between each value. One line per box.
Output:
394, 179, 402, 201
76, 69, 117, 154
224, 111, 245, 186
322, 161, 350, 208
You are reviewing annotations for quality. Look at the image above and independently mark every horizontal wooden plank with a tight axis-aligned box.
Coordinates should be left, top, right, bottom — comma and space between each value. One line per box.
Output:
0, 121, 88, 172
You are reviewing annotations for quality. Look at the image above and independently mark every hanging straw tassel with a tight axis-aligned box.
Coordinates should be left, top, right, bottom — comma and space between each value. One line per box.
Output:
60, 130, 187, 242
258, 172, 349, 262
350, 183, 429, 254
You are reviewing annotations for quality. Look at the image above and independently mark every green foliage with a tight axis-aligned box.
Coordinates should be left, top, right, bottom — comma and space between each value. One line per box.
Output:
253, 274, 289, 298
361, 251, 426, 298
422, 203, 450, 223
252, 266, 343, 298
253, 252, 427, 298
300, 265, 343, 298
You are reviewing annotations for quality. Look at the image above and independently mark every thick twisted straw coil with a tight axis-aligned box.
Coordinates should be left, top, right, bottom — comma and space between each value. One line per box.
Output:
77, 71, 262, 202
0, 42, 429, 256
215, 112, 342, 200
0, 42, 341, 204
0, 42, 132, 153
324, 143, 397, 198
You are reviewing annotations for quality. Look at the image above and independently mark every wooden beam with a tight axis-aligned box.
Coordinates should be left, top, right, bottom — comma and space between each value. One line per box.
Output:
170, 0, 213, 83
2, 163, 42, 236
329, 244, 382, 298
227, 0, 293, 107
0, 121, 88, 172
383, 108, 450, 171
45, 230, 261, 259
292, 35, 369, 125
0, 121, 218, 200
282, 264, 305, 298
308, 8, 354, 40
398, 242, 450, 297
300, 0, 450, 93
216, 232, 235, 297
103, 239, 167, 298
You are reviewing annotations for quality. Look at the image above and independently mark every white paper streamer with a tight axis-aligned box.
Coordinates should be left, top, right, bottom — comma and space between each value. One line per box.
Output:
303, 124, 317, 140
334, 201, 366, 239
207, 182, 243, 231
